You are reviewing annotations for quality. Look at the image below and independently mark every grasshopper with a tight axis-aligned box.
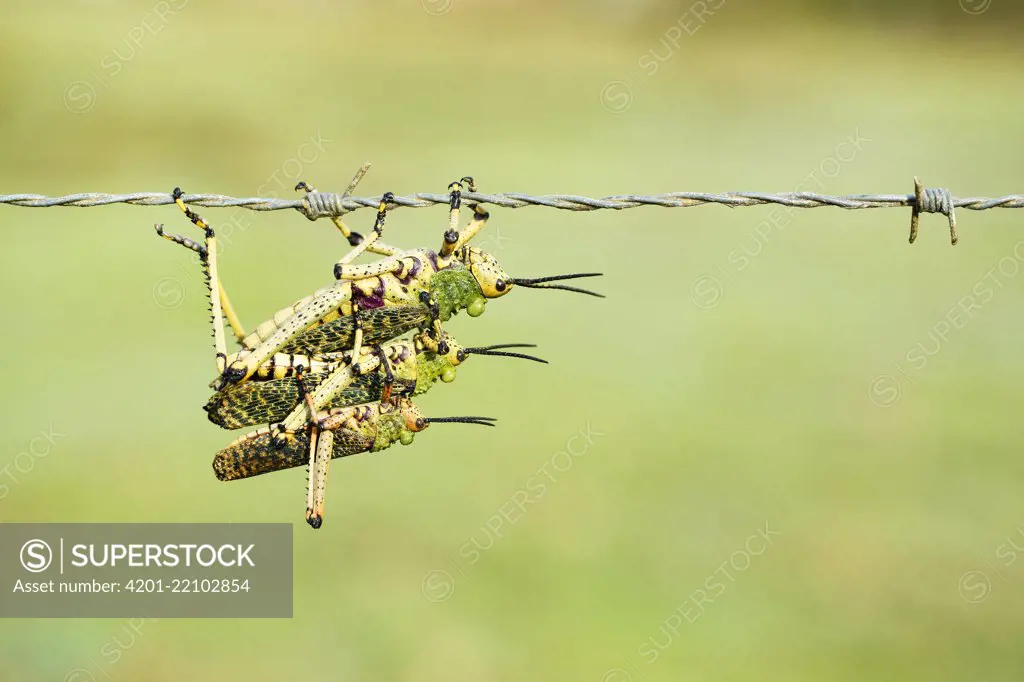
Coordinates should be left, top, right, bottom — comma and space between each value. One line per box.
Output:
203, 331, 545, 430
213, 395, 495, 528
159, 178, 603, 392
245, 332, 538, 525
154, 226, 513, 527
155, 175, 596, 528
156, 213, 546, 431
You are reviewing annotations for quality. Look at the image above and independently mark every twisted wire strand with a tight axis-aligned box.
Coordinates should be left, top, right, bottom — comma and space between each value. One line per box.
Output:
1, 190, 1022, 214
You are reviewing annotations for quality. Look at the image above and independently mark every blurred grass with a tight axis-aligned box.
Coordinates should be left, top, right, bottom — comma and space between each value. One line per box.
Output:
2, 1, 1024, 681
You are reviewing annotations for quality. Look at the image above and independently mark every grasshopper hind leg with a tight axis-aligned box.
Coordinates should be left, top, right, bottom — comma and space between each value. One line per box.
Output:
158, 188, 253, 376
174, 189, 249, 346
154, 198, 226, 375
155, 225, 205, 257
307, 429, 332, 529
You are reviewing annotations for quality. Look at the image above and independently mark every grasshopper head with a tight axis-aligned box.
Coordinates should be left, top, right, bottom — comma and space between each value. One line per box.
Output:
418, 332, 464, 384
457, 246, 605, 302
395, 396, 497, 435
458, 246, 513, 300
393, 398, 427, 434
422, 331, 549, 382
385, 397, 422, 445
440, 334, 468, 369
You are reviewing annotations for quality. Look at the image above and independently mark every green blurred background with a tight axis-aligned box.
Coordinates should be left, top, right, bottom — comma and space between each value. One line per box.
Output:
1, 0, 1023, 679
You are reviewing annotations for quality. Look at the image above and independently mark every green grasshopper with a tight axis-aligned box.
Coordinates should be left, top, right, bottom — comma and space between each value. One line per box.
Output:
159, 179, 603, 391
154, 228, 517, 528
156, 217, 546, 431
213, 395, 495, 528
155, 176, 595, 528
203, 331, 545, 430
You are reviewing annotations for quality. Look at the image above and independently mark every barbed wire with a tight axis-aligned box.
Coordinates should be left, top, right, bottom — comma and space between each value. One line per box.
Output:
3, 190, 1022, 212
2, 179, 1022, 244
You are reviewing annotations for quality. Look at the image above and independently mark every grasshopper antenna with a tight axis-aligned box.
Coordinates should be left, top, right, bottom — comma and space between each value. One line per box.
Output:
423, 416, 497, 427
464, 343, 548, 364
513, 272, 604, 298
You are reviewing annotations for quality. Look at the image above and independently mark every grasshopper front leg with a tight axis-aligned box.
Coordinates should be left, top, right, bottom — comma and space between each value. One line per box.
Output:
438, 176, 490, 257
419, 291, 450, 355
332, 192, 394, 276
374, 346, 395, 402
329, 202, 429, 282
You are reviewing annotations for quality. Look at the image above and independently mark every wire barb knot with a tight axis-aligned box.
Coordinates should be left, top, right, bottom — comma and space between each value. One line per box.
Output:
910, 177, 958, 246
301, 190, 348, 221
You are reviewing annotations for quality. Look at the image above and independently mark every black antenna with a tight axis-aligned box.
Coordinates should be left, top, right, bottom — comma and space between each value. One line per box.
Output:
464, 343, 548, 364
424, 416, 497, 427
513, 272, 604, 298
